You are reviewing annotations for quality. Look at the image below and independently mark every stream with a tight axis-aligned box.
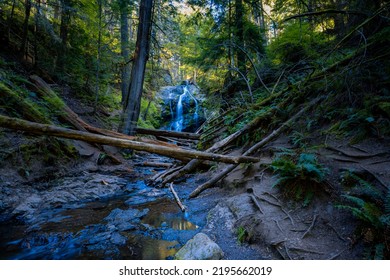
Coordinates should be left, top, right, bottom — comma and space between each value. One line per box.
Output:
0, 165, 207, 260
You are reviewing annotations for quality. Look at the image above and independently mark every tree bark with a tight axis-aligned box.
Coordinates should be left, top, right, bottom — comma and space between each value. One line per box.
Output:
20, 0, 32, 59
135, 127, 200, 140
119, 0, 131, 106
7, 0, 16, 43
0, 115, 260, 164
235, 0, 246, 75
94, 0, 103, 112
57, 0, 71, 74
121, 0, 154, 135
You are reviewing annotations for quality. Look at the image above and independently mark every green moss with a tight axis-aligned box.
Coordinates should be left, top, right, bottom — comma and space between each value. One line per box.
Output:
0, 81, 51, 123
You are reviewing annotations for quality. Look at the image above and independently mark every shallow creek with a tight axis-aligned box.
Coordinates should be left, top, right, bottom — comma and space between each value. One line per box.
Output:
0, 174, 202, 260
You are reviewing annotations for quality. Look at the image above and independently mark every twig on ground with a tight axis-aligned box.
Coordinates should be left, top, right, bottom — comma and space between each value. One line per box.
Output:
169, 183, 187, 212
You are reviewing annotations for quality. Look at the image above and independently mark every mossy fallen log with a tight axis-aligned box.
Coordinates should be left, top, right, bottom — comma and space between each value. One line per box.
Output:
0, 115, 260, 164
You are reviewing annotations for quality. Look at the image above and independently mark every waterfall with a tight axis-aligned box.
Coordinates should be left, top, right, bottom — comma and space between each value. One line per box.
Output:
173, 92, 185, 132
172, 84, 200, 132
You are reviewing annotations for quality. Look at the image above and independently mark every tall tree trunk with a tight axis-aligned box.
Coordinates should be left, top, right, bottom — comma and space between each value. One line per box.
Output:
57, 0, 71, 74
20, 0, 32, 59
119, 0, 131, 106
121, 0, 154, 135
33, 0, 42, 67
235, 0, 246, 76
7, 0, 16, 42
94, 0, 103, 113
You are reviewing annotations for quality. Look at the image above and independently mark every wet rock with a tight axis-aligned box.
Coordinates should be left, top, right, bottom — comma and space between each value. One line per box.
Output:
110, 232, 127, 246
175, 233, 224, 260
0, 173, 129, 223
11, 194, 43, 220
104, 208, 149, 231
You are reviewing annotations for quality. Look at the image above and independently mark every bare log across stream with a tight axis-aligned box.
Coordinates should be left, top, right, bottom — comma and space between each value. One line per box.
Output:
135, 127, 200, 140
0, 115, 260, 164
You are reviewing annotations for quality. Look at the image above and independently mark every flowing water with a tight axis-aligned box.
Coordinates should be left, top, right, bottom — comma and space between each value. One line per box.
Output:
171, 83, 200, 132
0, 178, 200, 260
173, 91, 185, 131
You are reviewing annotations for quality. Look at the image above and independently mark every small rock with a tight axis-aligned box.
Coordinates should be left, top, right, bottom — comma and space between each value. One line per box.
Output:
110, 232, 127, 246
175, 233, 224, 260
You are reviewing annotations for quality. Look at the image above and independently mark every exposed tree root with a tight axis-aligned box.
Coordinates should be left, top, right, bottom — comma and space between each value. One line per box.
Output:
301, 214, 318, 239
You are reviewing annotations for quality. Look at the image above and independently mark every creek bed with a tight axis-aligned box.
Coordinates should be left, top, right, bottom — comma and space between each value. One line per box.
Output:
0, 178, 201, 260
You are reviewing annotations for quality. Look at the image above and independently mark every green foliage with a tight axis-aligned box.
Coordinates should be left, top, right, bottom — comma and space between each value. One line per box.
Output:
236, 226, 248, 244
271, 151, 328, 206
137, 98, 161, 129
337, 172, 390, 259
328, 96, 390, 142
0, 81, 50, 123
267, 22, 329, 65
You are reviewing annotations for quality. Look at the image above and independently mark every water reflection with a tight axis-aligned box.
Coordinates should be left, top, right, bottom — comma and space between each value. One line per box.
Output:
123, 233, 179, 260
140, 198, 197, 230
0, 191, 198, 260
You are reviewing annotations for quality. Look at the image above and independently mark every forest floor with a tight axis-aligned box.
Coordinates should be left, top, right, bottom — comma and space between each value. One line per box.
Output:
1, 74, 389, 259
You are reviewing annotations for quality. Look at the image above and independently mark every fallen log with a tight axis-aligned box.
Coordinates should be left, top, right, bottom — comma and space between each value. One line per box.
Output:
136, 127, 200, 140
135, 161, 173, 168
189, 96, 323, 198
0, 115, 260, 164
158, 107, 273, 185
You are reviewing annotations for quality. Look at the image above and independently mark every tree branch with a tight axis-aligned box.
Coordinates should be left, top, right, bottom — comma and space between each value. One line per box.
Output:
283, 10, 368, 22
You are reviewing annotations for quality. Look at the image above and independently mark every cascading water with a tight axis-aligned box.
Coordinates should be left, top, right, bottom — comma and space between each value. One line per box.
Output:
173, 92, 185, 131
172, 83, 199, 132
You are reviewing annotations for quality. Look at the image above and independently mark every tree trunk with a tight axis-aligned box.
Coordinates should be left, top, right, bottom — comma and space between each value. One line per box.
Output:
34, 0, 42, 67
119, 0, 131, 106
121, 0, 154, 135
0, 115, 260, 164
94, 0, 103, 112
20, 0, 32, 59
235, 0, 246, 76
7, 0, 16, 42
135, 127, 200, 140
57, 0, 71, 74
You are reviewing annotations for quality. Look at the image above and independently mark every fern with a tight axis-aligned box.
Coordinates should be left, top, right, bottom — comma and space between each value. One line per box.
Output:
338, 174, 390, 259
338, 195, 382, 229
271, 152, 328, 206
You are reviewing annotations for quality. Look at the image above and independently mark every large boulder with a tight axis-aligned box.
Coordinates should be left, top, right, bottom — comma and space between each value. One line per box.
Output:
175, 233, 224, 260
